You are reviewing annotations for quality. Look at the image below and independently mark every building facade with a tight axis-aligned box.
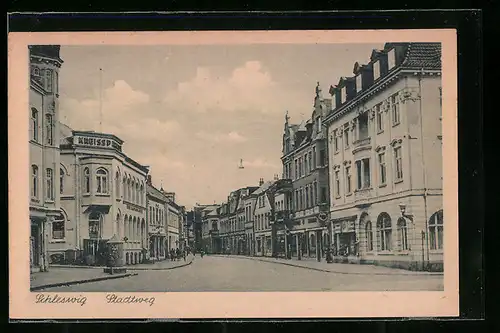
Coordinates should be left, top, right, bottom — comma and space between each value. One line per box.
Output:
281, 83, 331, 261
323, 42, 443, 271
253, 179, 274, 257
146, 178, 168, 261
29, 45, 64, 272
55, 128, 149, 266
201, 205, 221, 253
166, 198, 183, 252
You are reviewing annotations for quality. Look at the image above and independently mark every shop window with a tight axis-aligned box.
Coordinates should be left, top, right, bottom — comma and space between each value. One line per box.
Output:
96, 168, 108, 194
377, 212, 392, 251
52, 213, 65, 240
429, 210, 443, 250
397, 217, 409, 251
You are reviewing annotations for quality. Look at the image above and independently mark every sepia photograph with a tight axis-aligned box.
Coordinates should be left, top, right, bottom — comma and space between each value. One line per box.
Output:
9, 29, 458, 319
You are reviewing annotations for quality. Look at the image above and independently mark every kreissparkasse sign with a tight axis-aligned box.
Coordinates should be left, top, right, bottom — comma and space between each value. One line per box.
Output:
74, 135, 122, 151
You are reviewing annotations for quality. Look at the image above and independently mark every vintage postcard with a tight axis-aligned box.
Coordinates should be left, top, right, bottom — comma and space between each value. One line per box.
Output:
8, 29, 458, 319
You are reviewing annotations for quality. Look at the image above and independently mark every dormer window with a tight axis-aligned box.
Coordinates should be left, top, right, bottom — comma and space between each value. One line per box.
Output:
373, 61, 380, 80
341, 87, 346, 104
388, 49, 396, 70
32, 67, 40, 77
356, 75, 362, 93
332, 93, 336, 109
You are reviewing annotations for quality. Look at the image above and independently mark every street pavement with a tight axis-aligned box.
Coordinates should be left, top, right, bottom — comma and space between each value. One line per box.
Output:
43, 255, 443, 292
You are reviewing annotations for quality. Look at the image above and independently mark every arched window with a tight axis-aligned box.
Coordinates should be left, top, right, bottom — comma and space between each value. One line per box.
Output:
96, 168, 108, 194
116, 212, 121, 238
135, 182, 139, 204
140, 183, 144, 205
31, 165, 39, 198
31, 108, 39, 142
366, 221, 373, 251
123, 175, 127, 200
377, 213, 392, 251
89, 212, 102, 239
310, 233, 316, 251
52, 213, 65, 240
83, 167, 90, 194
60, 168, 65, 194
45, 114, 53, 145
429, 210, 444, 250
127, 178, 131, 202
397, 218, 409, 251
46, 168, 54, 200
115, 171, 120, 198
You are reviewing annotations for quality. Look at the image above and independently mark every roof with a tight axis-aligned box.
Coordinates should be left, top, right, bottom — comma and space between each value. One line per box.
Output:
400, 42, 441, 69
147, 184, 169, 203
253, 180, 275, 196
59, 122, 73, 145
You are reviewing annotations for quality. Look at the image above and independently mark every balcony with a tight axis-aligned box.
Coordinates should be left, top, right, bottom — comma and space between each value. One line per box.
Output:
352, 137, 372, 154
354, 188, 373, 207
209, 229, 219, 237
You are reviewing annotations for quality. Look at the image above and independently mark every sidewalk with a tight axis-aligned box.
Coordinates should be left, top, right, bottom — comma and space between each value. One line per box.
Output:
30, 268, 137, 291
49, 254, 194, 271
214, 254, 443, 276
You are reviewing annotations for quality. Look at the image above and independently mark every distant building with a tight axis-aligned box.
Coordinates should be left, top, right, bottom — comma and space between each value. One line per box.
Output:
253, 179, 275, 257
29, 45, 64, 272
165, 195, 183, 251
200, 205, 221, 253
57, 128, 149, 266
281, 83, 331, 261
323, 42, 443, 271
146, 176, 168, 260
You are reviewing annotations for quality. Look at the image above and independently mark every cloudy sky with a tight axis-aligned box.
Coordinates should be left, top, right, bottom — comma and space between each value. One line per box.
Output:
58, 43, 384, 208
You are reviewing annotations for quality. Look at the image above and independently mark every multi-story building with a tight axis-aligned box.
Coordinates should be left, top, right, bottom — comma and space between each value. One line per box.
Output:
178, 205, 187, 251
269, 178, 294, 258
146, 177, 168, 261
166, 196, 183, 251
281, 83, 331, 261
323, 42, 443, 271
57, 127, 149, 266
29, 45, 64, 272
253, 179, 274, 257
201, 205, 220, 253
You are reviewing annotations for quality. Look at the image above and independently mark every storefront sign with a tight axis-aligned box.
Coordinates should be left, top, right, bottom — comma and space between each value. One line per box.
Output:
334, 221, 355, 233
126, 204, 143, 213
74, 136, 122, 151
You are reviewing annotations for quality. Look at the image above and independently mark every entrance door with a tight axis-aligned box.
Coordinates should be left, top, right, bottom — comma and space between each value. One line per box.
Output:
339, 232, 356, 255
30, 225, 39, 267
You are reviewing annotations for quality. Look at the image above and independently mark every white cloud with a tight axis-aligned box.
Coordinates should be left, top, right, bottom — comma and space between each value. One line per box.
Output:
162, 60, 291, 114
195, 130, 248, 143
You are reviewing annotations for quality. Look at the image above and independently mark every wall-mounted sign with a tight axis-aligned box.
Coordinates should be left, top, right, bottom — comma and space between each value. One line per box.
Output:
74, 135, 122, 151
126, 204, 143, 213
318, 212, 328, 221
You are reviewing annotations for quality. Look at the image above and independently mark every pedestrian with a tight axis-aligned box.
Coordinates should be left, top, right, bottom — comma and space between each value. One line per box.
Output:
183, 249, 186, 262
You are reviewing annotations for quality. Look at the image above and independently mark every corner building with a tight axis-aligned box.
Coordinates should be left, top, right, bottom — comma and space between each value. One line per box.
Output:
324, 43, 443, 271
54, 128, 149, 266
29, 45, 64, 272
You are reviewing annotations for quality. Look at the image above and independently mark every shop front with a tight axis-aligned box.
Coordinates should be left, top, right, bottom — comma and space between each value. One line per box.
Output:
332, 217, 358, 262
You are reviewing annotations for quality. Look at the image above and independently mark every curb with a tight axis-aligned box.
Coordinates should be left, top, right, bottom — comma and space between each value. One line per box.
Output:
30, 273, 139, 291
213, 255, 443, 277
128, 259, 193, 271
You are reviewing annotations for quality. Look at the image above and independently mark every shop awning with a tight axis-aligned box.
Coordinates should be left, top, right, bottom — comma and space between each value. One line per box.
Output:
83, 205, 111, 215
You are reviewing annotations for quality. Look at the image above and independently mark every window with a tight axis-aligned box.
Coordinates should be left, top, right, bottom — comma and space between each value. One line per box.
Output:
305, 186, 309, 208
366, 221, 373, 251
394, 146, 403, 180
127, 179, 131, 200
356, 158, 371, 189
357, 112, 369, 140
45, 69, 53, 92
313, 182, 318, 205
373, 61, 380, 80
54, 71, 59, 95
397, 218, 408, 251
388, 48, 396, 69
312, 147, 317, 167
89, 212, 101, 239
46, 168, 54, 200
52, 213, 65, 240
140, 184, 144, 205
308, 152, 312, 171
391, 95, 400, 125
96, 168, 108, 194
83, 168, 90, 193
377, 213, 392, 251
429, 210, 443, 250
334, 170, 340, 197
31, 165, 38, 198
345, 166, 352, 194
115, 171, 120, 198
321, 187, 327, 203
32, 66, 40, 77
378, 152, 387, 185
341, 87, 346, 103
356, 75, 362, 92
334, 130, 339, 152
376, 105, 384, 133
46, 114, 53, 145
60, 168, 65, 194
304, 154, 308, 174
331, 93, 336, 109
299, 188, 303, 210
320, 149, 326, 166
294, 159, 298, 179
31, 108, 39, 142
344, 127, 349, 149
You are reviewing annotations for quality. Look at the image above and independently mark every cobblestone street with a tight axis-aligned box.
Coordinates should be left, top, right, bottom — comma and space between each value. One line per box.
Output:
43, 255, 443, 292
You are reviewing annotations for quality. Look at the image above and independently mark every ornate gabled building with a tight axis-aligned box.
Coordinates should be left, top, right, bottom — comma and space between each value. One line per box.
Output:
29, 45, 64, 273
280, 83, 331, 261
324, 42, 443, 271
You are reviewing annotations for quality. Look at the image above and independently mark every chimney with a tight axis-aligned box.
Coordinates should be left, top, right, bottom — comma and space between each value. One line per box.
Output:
147, 175, 152, 185
259, 178, 264, 186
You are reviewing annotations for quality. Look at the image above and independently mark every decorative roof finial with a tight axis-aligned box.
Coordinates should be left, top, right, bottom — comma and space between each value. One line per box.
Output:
285, 110, 290, 123
316, 81, 322, 95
